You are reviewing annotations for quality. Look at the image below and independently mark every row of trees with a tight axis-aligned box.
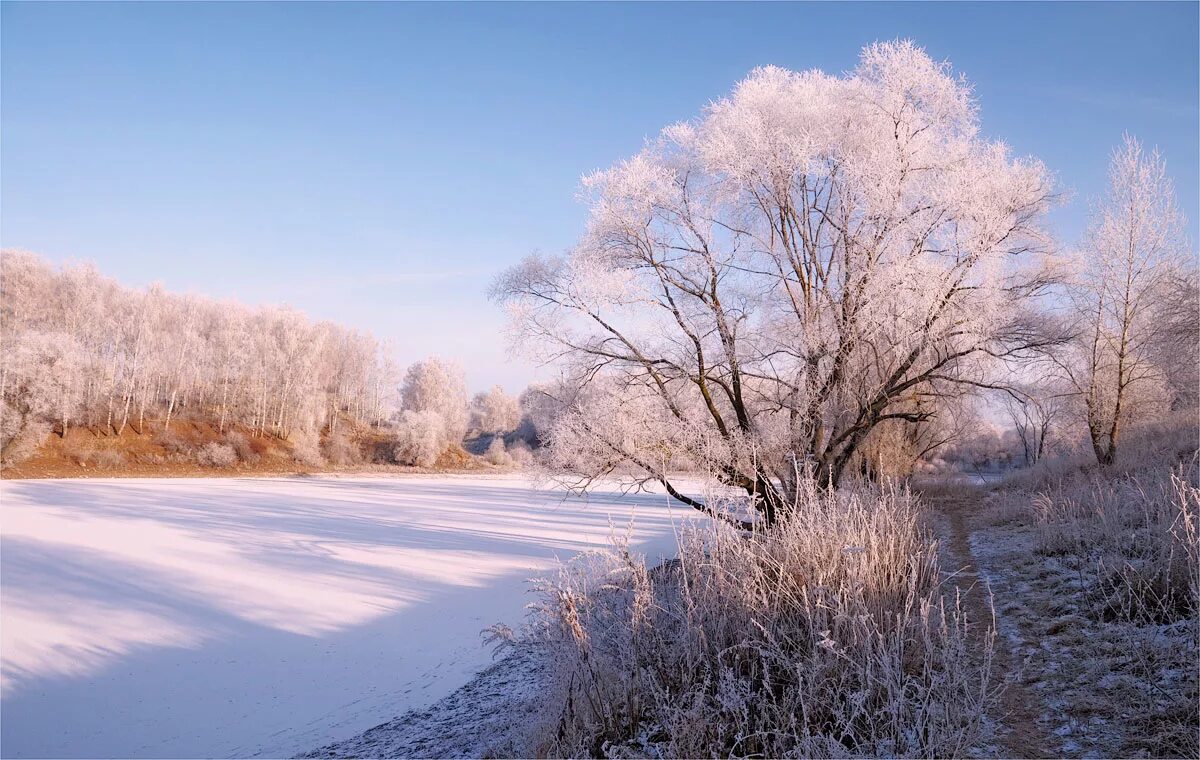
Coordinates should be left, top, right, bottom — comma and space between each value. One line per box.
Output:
390, 358, 526, 466
1, 250, 403, 457
495, 41, 1197, 524
0, 254, 538, 468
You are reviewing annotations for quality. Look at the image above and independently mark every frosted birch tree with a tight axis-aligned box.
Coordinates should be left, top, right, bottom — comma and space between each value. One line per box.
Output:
400, 358, 469, 445
1054, 136, 1191, 466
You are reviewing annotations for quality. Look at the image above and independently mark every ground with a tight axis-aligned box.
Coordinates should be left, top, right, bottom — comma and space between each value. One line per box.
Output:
0, 474, 704, 759
303, 643, 550, 760
929, 484, 1197, 760
6, 475, 1192, 759
928, 486, 1055, 759
1, 423, 500, 480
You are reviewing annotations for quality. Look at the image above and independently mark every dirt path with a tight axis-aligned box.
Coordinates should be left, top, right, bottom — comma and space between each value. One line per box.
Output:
930, 488, 1056, 759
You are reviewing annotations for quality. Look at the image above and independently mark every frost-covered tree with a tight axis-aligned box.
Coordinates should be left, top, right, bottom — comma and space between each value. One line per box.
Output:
1, 332, 80, 455
400, 358, 469, 445
1002, 384, 1067, 466
495, 41, 1057, 524
470, 385, 521, 435
392, 409, 448, 467
1149, 270, 1200, 410
1053, 136, 1192, 466
515, 383, 566, 445
0, 249, 396, 462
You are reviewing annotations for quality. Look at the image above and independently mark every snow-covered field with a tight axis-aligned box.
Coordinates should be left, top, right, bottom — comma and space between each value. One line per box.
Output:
0, 474, 704, 758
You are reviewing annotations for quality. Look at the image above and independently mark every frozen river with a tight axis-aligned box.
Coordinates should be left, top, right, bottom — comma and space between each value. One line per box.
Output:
0, 474, 702, 758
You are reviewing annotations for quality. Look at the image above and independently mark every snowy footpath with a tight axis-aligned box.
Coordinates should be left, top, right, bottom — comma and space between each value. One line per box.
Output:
0, 474, 703, 758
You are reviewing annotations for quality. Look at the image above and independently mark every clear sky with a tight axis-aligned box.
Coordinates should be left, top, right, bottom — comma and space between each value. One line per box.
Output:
3, 1, 1197, 392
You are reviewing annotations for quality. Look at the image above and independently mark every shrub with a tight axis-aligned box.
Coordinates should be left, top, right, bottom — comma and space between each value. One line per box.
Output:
520, 482, 993, 758
0, 400, 22, 451
322, 429, 362, 466
224, 430, 260, 464
289, 429, 325, 467
508, 438, 534, 467
153, 429, 191, 455
92, 449, 126, 469
0, 419, 50, 466
62, 436, 98, 466
393, 410, 447, 467
366, 435, 402, 464
196, 442, 238, 468
483, 437, 511, 466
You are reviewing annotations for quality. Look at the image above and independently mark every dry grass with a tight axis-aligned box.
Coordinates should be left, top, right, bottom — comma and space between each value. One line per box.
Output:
0, 419, 514, 479
517, 483, 995, 758
982, 420, 1199, 758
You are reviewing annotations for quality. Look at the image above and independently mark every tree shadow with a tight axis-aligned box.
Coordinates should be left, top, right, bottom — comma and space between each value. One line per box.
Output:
0, 475, 703, 758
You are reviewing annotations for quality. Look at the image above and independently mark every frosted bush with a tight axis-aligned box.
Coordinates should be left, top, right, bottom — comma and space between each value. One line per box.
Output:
508, 439, 534, 468
1, 419, 50, 466
92, 449, 126, 469
483, 437, 511, 466
393, 410, 448, 468
521, 482, 994, 758
153, 429, 190, 455
0, 400, 24, 451
62, 436, 97, 466
196, 442, 238, 468
289, 430, 325, 467
224, 430, 259, 464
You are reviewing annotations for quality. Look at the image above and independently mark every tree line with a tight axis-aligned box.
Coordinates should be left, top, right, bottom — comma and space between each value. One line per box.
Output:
1, 250, 398, 459
0, 250, 543, 469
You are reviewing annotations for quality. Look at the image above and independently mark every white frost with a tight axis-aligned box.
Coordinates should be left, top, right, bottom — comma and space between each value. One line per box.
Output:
0, 474, 704, 758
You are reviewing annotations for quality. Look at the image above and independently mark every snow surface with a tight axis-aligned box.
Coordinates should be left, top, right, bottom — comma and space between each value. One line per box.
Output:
303, 643, 550, 759
0, 473, 706, 758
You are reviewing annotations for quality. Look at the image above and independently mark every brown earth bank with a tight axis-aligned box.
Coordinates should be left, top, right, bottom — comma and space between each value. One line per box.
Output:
0, 422, 501, 480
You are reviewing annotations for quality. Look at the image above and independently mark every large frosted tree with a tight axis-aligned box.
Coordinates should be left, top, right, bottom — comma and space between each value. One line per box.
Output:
495, 41, 1056, 524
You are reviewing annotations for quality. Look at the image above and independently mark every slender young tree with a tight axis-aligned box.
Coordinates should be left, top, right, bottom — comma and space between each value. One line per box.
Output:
1055, 136, 1190, 466
1002, 384, 1066, 466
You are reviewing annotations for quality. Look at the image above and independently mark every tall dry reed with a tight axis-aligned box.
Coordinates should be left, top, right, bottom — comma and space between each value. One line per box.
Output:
522, 482, 995, 758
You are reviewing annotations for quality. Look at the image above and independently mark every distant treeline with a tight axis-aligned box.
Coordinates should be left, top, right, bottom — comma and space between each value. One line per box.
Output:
1, 250, 397, 459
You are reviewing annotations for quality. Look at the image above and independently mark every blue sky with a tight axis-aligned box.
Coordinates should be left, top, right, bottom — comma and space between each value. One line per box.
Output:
3, 2, 1197, 392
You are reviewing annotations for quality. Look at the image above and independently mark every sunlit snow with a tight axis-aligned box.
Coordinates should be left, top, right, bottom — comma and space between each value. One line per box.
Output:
0, 474, 704, 758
